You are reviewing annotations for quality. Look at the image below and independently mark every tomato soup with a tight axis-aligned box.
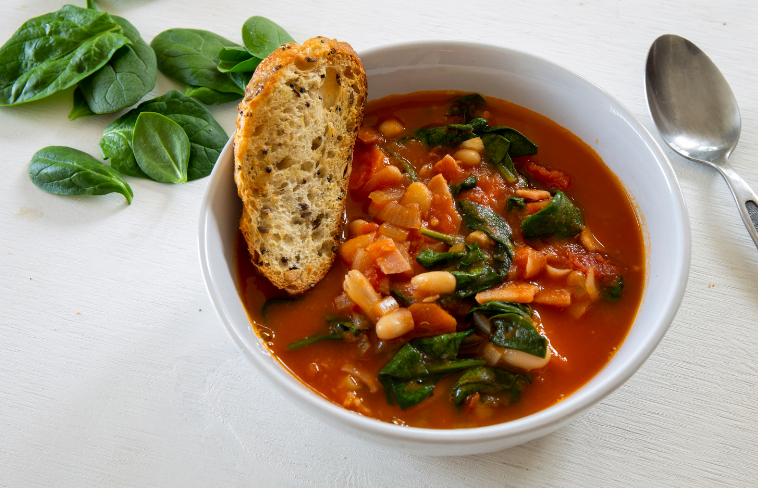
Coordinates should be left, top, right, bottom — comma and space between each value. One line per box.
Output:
236, 91, 645, 429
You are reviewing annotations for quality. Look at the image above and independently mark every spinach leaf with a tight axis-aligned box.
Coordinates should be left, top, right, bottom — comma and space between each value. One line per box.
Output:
68, 87, 97, 120
521, 190, 584, 239
600, 276, 624, 302
184, 85, 242, 105
489, 312, 548, 358
28, 146, 132, 204
388, 152, 418, 182
413, 124, 476, 148
481, 126, 538, 157
0, 5, 131, 106
132, 112, 190, 184
457, 200, 515, 261
241, 16, 295, 59
419, 228, 456, 245
449, 174, 477, 197
218, 46, 254, 62
450, 266, 508, 299
217, 57, 262, 73
150, 29, 246, 96
100, 90, 228, 180
451, 366, 529, 405
449, 93, 486, 124
378, 329, 485, 409
86, 0, 98, 9
481, 133, 517, 183
468, 301, 533, 319
416, 249, 465, 269
468, 301, 545, 357
286, 318, 361, 350
416, 243, 485, 271
75, 15, 157, 116
390, 286, 415, 307
506, 197, 526, 211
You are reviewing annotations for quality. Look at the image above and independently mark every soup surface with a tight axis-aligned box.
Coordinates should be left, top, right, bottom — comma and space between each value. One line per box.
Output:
237, 91, 645, 429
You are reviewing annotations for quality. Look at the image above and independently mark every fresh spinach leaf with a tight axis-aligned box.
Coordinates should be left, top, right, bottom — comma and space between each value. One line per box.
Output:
413, 124, 476, 148
481, 126, 538, 157
489, 312, 548, 358
378, 329, 485, 409
100, 90, 228, 180
132, 112, 190, 184
506, 197, 526, 211
600, 276, 624, 302
75, 15, 157, 116
241, 16, 295, 59
150, 29, 246, 96
457, 200, 515, 261
449, 93, 486, 124
217, 56, 262, 73
68, 87, 97, 120
449, 174, 477, 197
184, 85, 242, 105
28, 146, 132, 204
481, 133, 517, 183
521, 190, 584, 239
0, 5, 131, 106
450, 266, 508, 299
218, 46, 254, 62
451, 365, 529, 405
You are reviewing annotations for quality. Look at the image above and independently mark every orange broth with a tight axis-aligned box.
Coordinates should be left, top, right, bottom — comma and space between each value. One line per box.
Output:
236, 91, 645, 429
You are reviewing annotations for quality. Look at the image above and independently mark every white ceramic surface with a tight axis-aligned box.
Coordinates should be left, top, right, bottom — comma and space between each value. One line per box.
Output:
198, 41, 691, 456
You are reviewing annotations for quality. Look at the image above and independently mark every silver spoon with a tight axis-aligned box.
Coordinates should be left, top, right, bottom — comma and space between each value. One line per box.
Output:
646, 34, 758, 248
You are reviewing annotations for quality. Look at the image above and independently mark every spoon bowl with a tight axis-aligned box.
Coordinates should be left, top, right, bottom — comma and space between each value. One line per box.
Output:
646, 34, 758, 248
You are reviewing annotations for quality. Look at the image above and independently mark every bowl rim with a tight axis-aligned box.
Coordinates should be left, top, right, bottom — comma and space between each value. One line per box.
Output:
198, 39, 691, 446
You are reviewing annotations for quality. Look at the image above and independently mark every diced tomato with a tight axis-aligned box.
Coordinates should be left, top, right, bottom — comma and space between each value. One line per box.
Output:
518, 159, 571, 190
357, 126, 385, 145
350, 144, 390, 192
408, 303, 457, 337
426, 174, 461, 234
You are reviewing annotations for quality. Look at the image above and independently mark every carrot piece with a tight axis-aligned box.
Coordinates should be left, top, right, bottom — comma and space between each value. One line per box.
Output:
408, 302, 458, 337
357, 126, 384, 145
533, 288, 572, 307
475, 282, 539, 304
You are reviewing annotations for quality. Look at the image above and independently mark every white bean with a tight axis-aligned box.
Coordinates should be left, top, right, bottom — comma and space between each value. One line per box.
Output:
375, 308, 414, 340
411, 271, 457, 295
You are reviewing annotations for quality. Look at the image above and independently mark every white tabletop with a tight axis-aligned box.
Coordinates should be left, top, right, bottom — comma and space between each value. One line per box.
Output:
2, 0, 757, 486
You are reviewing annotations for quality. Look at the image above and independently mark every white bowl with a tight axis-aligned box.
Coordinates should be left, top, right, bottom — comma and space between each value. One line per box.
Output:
198, 41, 690, 456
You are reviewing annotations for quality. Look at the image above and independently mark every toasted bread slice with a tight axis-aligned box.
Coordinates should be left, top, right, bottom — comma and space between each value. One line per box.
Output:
234, 37, 367, 294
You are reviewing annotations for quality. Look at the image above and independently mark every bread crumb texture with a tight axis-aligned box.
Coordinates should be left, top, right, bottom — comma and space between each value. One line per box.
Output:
234, 37, 367, 294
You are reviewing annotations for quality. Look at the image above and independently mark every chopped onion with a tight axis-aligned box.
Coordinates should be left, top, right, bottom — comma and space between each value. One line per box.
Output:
473, 312, 492, 336
375, 201, 422, 229
343, 270, 381, 322
369, 188, 405, 204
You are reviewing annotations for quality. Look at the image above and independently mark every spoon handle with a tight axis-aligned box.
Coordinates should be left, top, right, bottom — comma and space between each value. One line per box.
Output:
716, 161, 758, 249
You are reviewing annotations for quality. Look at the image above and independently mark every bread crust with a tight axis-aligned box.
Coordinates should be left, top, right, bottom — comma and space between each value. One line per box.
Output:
234, 37, 367, 294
